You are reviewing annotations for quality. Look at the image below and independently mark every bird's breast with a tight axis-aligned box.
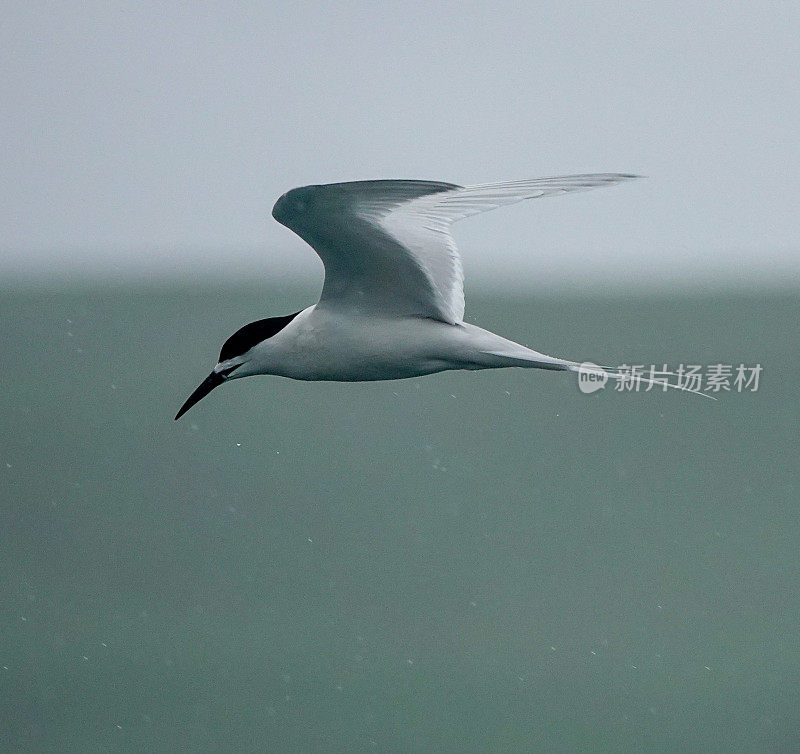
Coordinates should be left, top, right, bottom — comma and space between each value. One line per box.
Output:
262, 310, 461, 381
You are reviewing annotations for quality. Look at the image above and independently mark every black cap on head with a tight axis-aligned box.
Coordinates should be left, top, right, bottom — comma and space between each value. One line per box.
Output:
218, 311, 301, 362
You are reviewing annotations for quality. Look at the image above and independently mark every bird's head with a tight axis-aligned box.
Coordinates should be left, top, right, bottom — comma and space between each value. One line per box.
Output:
174, 311, 300, 420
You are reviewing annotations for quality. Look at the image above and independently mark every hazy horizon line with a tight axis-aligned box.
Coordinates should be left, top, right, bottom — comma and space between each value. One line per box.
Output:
3, 261, 798, 296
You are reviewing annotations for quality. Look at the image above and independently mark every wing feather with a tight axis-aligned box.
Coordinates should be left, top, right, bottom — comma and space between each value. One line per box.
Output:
272, 174, 637, 324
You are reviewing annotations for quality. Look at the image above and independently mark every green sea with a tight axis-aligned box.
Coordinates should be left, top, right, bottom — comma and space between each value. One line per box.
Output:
1, 283, 798, 752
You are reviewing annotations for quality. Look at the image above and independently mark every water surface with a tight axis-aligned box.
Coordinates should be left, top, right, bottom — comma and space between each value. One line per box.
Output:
1, 284, 797, 752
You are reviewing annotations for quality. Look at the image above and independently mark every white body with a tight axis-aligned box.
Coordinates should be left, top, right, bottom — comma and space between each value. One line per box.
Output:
232, 304, 570, 382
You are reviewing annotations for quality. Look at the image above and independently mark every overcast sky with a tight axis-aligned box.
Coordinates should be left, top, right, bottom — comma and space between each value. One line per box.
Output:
3, 1, 799, 287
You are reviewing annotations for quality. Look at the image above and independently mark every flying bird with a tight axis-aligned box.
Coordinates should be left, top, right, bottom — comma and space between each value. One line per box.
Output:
176, 174, 651, 420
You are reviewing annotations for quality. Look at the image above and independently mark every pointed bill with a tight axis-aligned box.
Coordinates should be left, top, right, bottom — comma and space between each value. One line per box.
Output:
174, 372, 225, 420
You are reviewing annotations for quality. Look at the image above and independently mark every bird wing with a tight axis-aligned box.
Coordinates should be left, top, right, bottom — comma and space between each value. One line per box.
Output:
271, 174, 637, 324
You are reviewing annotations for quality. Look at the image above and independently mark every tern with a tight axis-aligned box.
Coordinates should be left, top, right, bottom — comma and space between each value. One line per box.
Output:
175, 173, 677, 420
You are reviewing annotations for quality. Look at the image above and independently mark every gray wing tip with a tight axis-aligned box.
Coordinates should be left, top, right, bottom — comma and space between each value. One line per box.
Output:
588, 173, 642, 181
578, 173, 644, 185
569, 173, 642, 181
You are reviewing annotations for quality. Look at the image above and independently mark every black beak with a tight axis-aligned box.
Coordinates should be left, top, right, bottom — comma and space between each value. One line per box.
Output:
175, 371, 226, 421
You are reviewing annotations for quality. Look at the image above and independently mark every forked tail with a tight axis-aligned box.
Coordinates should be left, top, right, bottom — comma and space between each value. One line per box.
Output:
482, 345, 714, 399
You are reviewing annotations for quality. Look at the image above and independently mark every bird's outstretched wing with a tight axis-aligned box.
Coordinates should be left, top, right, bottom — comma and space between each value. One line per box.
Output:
272, 174, 637, 324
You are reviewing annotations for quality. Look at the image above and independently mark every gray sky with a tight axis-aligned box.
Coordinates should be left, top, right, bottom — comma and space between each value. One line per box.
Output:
3, 1, 799, 287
